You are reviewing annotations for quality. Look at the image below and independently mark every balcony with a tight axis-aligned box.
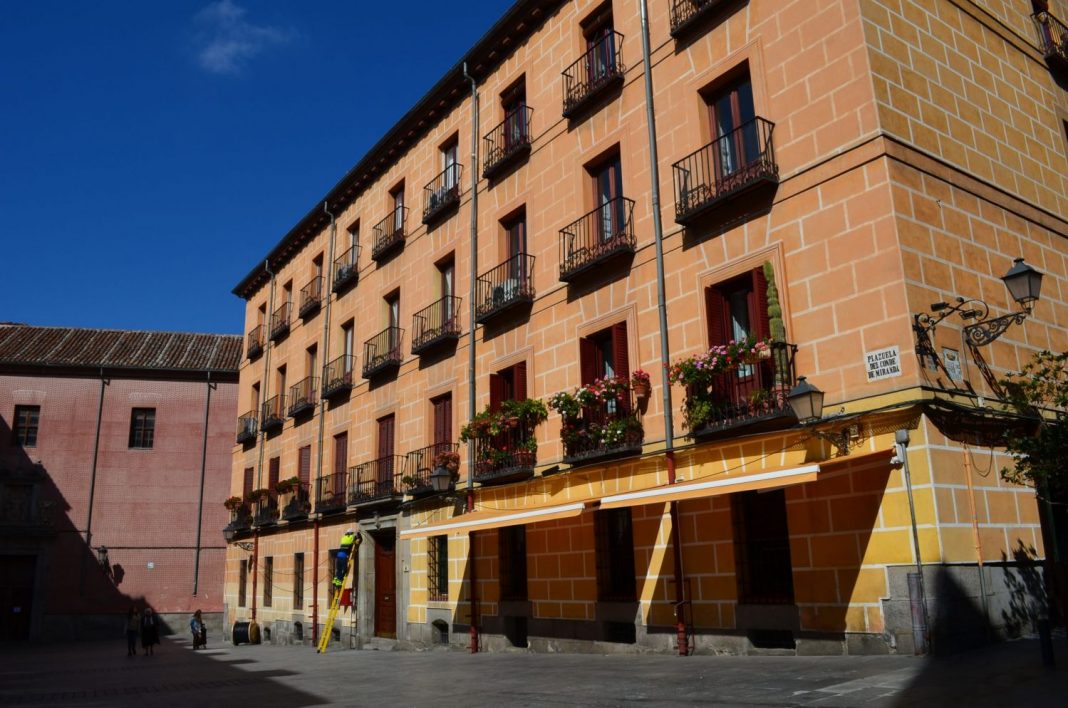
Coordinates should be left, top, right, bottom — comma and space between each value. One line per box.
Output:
423, 164, 462, 224
253, 495, 279, 527
672, 117, 778, 225
322, 355, 356, 399
1034, 11, 1068, 79
349, 456, 406, 506
688, 340, 798, 439
473, 428, 536, 486
403, 442, 458, 496
559, 197, 636, 282
225, 504, 252, 534
299, 277, 324, 318
270, 301, 292, 341
247, 325, 264, 360
669, 0, 732, 38
412, 297, 461, 354
371, 207, 408, 262
280, 482, 312, 522
236, 411, 258, 445
260, 394, 285, 433
562, 399, 644, 467
287, 377, 318, 418
475, 254, 535, 325
315, 471, 349, 515
332, 245, 360, 293
562, 31, 625, 119
483, 106, 533, 179
362, 327, 403, 379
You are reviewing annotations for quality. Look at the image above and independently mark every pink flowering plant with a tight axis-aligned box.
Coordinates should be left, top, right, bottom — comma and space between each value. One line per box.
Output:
549, 374, 644, 459
459, 398, 548, 469
668, 336, 774, 430
630, 369, 651, 388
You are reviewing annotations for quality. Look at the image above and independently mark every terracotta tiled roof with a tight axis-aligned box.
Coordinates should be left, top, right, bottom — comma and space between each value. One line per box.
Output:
0, 325, 241, 373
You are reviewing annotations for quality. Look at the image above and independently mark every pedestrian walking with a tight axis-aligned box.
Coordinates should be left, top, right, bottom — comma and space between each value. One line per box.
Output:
190, 609, 207, 650
141, 607, 160, 655
125, 606, 140, 657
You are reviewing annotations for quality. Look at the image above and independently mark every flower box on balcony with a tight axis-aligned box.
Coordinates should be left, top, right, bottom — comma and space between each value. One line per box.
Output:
549, 373, 645, 467
461, 398, 547, 486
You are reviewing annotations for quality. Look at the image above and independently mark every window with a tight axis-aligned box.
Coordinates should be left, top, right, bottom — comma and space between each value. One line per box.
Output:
294, 553, 305, 609
428, 535, 448, 601
590, 153, 625, 241
238, 559, 248, 607
442, 139, 459, 190
705, 75, 758, 180
313, 254, 323, 279
582, 6, 616, 86
595, 508, 636, 602
128, 408, 155, 449
263, 556, 273, 607
377, 414, 395, 461
341, 320, 355, 370
268, 456, 280, 490
243, 467, 254, 498
581, 322, 630, 414
283, 280, 292, 306
348, 222, 359, 250
504, 211, 527, 258
489, 361, 527, 411
306, 345, 317, 381
432, 394, 452, 446
502, 79, 527, 148
386, 292, 400, 330
499, 525, 528, 601
706, 267, 771, 392
251, 383, 260, 412
391, 184, 405, 229
13, 405, 40, 447
298, 445, 311, 487
333, 432, 348, 478
733, 489, 794, 604
276, 365, 287, 400
438, 257, 456, 323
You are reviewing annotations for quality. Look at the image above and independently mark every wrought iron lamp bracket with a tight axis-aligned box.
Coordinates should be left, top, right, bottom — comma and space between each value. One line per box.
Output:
963, 311, 1028, 347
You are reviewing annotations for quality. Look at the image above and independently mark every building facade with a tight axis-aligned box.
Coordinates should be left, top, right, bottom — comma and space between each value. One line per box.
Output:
226, 0, 1067, 655
0, 325, 240, 640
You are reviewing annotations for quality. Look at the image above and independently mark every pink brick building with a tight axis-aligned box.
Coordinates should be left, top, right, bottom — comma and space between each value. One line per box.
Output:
0, 325, 239, 640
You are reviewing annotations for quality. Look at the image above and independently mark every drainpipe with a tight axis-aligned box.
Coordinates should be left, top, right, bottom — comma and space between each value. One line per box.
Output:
463, 61, 480, 654
81, 367, 109, 593
257, 260, 277, 491
193, 371, 215, 596
313, 517, 320, 643
639, 0, 687, 656
896, 428, 929, 654
251, 531, 259, 621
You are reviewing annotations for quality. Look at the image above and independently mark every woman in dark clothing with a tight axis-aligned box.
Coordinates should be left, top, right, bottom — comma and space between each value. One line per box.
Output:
141, 607, 160, 655
126, 607, 140, 657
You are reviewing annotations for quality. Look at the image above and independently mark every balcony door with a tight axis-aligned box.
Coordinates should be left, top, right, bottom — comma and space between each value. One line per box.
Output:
377, 415, 395, 488
708, 77, 758, 181
391, 186, 405, 231
584, 10, 615, 86
580, 322, 629, 415
504, 214, 527, 292
333, 432, 348, 497
439, 259, 455, 325
706, 268, 771, 402
442, 141, 458, 191
432, 394, 452, 448
592, 156, 624, 243
502, 83, 527, 150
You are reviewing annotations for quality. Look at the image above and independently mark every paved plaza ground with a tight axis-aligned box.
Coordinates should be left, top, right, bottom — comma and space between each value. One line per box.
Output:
0, 634, 1064, 707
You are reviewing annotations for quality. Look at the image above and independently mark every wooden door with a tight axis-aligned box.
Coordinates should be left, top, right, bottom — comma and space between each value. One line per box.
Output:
373, 534, 397, 638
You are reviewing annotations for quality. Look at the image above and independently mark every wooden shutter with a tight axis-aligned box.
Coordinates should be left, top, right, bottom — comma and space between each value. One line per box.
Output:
579, 337, 598, 386
750, 267, 771, 340
298, 446, 311, 485
611, 322, 630, 377
705, 286, 727, 346
268, 457, 280, 489
334, 433, 347, 477
489, 373, 505, 412
378, 416, 395, 459
243, 467, 254, 497
433, 395, 452, 446
513, 361, 528, 401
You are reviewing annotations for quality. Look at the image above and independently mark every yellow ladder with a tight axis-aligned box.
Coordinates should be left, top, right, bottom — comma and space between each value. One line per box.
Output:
316, 543, 358, 654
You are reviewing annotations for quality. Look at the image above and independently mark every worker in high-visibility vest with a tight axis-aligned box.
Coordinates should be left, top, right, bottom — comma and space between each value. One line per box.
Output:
333, 528, 358, 589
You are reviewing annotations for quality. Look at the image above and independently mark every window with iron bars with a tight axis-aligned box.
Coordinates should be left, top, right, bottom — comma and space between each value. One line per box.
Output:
428, 535, 448, 601
294, 553, 304, 609
263, 556, 273, 607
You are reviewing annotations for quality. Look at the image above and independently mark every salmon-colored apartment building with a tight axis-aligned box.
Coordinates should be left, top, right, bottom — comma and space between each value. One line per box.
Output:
225, 0, 1068, 655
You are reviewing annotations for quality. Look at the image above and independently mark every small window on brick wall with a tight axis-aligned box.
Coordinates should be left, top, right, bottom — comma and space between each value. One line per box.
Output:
428, 535, 448, 602
294, 553, 305, 610
13, 405, 40, 447
263, 556, 273, 607
238, 559, 248, 607
129, 408, 155, 449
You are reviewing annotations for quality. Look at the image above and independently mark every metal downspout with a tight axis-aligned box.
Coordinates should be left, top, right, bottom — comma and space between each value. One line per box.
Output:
463, 60, 480, 653
81, 368, 108, 592
251, 532, 259, 621
313, 201, 339, 642
639, 0, 687, 655
257, 260, 276, 491
193, 371, 214, 596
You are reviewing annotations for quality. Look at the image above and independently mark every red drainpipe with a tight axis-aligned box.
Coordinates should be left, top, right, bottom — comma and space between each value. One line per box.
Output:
666, 451, 688, 655
312, 518, 320, 643
251, 531, 259, 621
467, 488, 478, 653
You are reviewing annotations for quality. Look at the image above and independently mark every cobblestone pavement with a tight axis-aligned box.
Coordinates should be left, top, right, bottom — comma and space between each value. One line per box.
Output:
0, 635, 1064, 707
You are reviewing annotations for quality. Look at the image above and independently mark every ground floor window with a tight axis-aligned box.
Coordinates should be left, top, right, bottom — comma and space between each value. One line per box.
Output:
732, 489, 794, 604
263, 556, 273, 607
428, 535, 448, 601
595, 508, 636, 602
238, 559, 248, 607
294, 553, 304, 609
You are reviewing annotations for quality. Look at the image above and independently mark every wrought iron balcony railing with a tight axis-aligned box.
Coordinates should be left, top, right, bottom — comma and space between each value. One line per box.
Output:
412, 296, 461, 354
371, 207, 408, 261
672, 116, 778, 225
316, 471, 349, 514
689, 340, 798, 438
253, 495, 279, 526
403, 442, 458, 496
247, 325, 265, 360
332, 245, 360, 293
473, 428, 537, 486
483, 106, 533, 179
270, 301, 292, 341
669, 0, 732, 38
236, 411, 258, 444
423, 164, 462, 224
287, 377, 318, 417
349, 456, 406, 505
321, 354, 356, 399
226, 504, 252, 533
1034, 11, 1068, 76
559, 196, 636, 282
261, 394, 285, 433
362, 327, 403, 379
562, 31, 625, 118
561, 395, 643, 466
299, 276, 323, 318
475, 253, 535, 324
280, 482, 312, 521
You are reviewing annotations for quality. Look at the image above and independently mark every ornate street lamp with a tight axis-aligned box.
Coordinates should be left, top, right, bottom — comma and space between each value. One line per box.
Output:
787, 377, 854, 456
430, 465, 453, 493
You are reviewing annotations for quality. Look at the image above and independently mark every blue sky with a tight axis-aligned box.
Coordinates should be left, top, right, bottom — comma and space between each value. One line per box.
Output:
1, 1, 511, 335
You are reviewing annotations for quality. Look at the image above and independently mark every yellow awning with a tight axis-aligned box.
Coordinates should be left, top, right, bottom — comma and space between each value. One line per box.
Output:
400, 501, 590, 539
